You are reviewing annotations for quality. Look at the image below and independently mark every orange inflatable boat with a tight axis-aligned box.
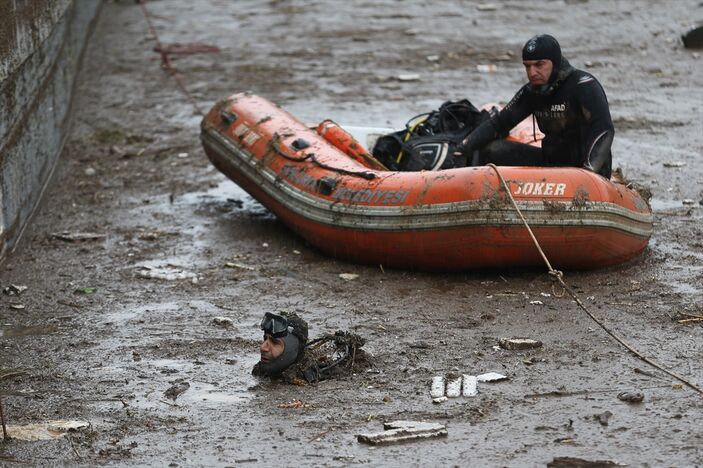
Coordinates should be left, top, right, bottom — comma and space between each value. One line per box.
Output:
201, 93, 653, 270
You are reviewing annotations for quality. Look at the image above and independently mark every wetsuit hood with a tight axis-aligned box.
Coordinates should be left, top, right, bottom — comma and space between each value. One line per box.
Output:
523, 34, 572, 95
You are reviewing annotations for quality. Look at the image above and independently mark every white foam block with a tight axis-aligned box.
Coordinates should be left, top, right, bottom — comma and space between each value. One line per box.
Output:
446, 377, 462, 398
462, 375, 478, 396
430, 376, 445, 399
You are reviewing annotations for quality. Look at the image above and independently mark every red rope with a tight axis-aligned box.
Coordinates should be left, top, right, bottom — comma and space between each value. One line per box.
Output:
138, 1, 204, 116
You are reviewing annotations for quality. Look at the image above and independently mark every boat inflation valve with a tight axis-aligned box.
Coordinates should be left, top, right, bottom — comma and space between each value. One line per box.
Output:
291, 138, 311, 151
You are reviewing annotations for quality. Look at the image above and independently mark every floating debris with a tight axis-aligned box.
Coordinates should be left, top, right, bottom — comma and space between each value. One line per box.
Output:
476, 3, 498, 11
617, 391, 644, 403
338, 273, 359, 281
499, 337, 543, 350
5, 420, 90, 441
476, 64, 497, 73
212, 317, 233, 328
277, 399, 313, 409
224, 262, 255, 271
164, 381, 190, 401
357, 420, 447, 445
445, 376, 462, 398
394, 73, 421, 82
529, 300, 544, 305
74, 287, 97, 294
663, 161, 686, 168
595, 410, 613, 426
51, 232, 106, 242
137, 266, 198, 282
3, 285, 27, 296
462, 375, 478, 397
430, 376, 445, 399
548, 457, 626, 467
476, 372, 508, 382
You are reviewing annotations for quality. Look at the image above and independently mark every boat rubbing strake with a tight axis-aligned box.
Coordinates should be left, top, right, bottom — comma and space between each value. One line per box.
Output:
201, 93, 653, 270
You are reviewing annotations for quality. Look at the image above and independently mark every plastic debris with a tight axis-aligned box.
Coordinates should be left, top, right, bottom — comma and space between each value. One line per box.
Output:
476, 3, 498, 11
84, 167, 96, 176
499, 337, 543, 350
445, 376, 462, 398
548, 457, 626, 467
395, 73, 421, 82
682, 199, 695, 205
462, 375, 478, 397
426, 55, 440, 62
51, 232, 106, 242
224, 262, 255, 270
3, 285, 27, 296
430, 376, 445, 399
137, 266, 198, 283
74, 287, 97, 294
431, 374, 483, 400
277, 399, 312, 409
476, 64, 497, 73
357, 420, 447, 445
212, 317, 233, 328
476, 372, 508, 382
663, 161, 686, 168
529, 300, 544, 305
338, 273, 359, 281
5, 420, 90, 441
617, 391, 644, 403
9, 304, 25, 310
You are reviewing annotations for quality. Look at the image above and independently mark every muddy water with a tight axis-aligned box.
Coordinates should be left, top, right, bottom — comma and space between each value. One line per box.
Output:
1, 0, 702, 466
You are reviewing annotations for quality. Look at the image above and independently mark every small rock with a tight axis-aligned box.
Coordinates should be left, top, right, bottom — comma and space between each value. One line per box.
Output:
595, 410, 613, 426
617, 391, 644, 403
84, 167, 96, 176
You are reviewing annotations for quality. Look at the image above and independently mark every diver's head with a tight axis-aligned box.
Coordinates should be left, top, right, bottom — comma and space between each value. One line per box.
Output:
257, 311, 308, 376
522, 34, 561, 89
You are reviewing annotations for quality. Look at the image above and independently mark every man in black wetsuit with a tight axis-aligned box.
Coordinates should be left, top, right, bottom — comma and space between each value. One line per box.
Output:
458, 34, 614, 178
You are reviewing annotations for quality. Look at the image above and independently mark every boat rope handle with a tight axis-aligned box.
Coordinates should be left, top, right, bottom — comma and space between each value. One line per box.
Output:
487, 163, 703, 396
270, 139, 376, 180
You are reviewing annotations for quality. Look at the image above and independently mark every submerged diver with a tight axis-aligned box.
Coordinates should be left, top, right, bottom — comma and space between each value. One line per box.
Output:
457, 34, 614, 178
252, 311, 367, 384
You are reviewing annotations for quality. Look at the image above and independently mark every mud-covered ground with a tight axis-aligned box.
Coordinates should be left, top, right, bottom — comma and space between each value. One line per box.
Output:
1, 1, 702, 466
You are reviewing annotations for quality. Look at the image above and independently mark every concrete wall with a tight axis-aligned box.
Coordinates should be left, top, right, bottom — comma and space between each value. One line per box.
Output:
0, 0, 101, 260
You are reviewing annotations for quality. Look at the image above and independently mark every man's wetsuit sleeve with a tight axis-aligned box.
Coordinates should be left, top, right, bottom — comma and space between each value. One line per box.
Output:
462, 86, 532, 150
577, 76, 614, 176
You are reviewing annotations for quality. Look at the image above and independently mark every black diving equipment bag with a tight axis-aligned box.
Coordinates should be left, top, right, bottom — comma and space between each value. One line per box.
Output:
371, 99, 489, 171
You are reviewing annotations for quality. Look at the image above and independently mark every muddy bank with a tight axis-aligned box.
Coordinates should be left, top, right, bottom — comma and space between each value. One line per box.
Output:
1, 0, 702, 466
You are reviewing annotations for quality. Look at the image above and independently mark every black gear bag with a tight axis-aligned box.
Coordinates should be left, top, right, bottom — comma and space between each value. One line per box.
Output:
372, 99, 489, 171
